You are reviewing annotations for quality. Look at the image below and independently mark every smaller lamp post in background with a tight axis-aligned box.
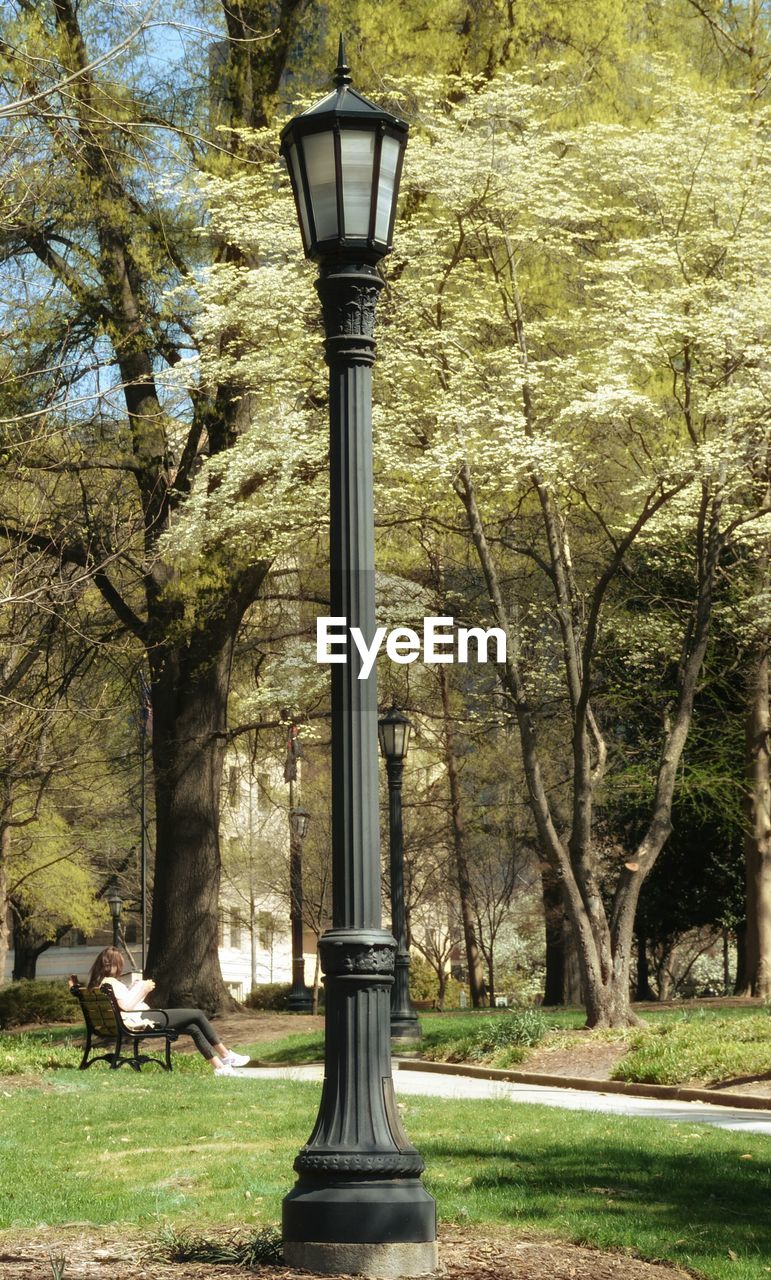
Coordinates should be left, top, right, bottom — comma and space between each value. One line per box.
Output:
288, 801, 313, 1012
106, 879, 123, 950
378, 702, 421, 1043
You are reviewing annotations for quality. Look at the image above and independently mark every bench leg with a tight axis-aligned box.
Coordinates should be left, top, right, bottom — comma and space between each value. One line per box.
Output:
109, 1032, 123, 1069
79, 1027, 93, 1070
165, 1036, 173, 1071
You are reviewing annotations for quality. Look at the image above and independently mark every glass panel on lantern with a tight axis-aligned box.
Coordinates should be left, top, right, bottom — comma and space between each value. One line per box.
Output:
303, 131, 338, 241
340, 130, 375, 238
286, 142, 311, 250
374, 135, 401, 244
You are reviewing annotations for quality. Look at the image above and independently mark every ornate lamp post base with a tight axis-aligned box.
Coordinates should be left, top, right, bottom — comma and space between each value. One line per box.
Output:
391, 946, 421, 1043
286, 988, 313, 1013
282, 929, 436, 1273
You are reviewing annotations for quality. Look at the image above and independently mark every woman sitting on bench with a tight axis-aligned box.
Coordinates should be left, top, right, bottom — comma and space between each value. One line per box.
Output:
86, 947, 250, 1076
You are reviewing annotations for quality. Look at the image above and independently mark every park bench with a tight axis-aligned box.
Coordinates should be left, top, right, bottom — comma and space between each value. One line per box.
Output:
69, 980, 179, 1072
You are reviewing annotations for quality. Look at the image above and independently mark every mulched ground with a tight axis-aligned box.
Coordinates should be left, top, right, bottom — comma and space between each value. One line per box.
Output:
0, 1225, 697, 1280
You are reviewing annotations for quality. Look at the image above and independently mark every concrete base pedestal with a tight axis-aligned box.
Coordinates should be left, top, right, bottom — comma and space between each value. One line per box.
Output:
283, 1240, 439, 1278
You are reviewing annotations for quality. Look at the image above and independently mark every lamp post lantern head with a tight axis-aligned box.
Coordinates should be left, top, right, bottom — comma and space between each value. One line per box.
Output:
105, 879, 123, 924
279, 35, 408, 263
378, 701, 413, 762
290, 806, 311, 840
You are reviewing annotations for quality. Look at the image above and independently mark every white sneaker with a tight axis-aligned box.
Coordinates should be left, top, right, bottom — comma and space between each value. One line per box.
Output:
213, 1061, 234, 1076
225, 1050, 251, 1067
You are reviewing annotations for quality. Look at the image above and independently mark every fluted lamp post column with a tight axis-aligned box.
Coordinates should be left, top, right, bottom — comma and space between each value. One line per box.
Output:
378, 703, 421, 1043
279, 37, 437, 1280
287, 801, 313, 1013
106, 880, 123, 950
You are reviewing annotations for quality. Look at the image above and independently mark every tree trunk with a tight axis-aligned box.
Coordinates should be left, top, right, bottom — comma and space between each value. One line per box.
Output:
541, 863, 565, 1005
0, 816, 10, 986
10, 901, 52, 980
312, 947, 322, 1015
739, 641, 771, 998
655, 940, 678, 1001
562, 916, 585, 1005
635, 915, 655, 1001
437, 664, 487, 1007
437, 968, 447, 1011
145, 590, 259, 1012
734, 921, 747, 993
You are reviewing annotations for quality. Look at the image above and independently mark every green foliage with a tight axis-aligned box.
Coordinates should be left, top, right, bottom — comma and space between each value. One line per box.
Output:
152, 1224, 283, 1266
423, 1010, 548, 1066
0, 1026, 210, 1075
0, 980, 81, 1029
612, 1011, 771, 1086
47, 1251, 66, 1280
243, 983, 292, 1012
408, 954, 466, 1008
0, 1030, 82, 1074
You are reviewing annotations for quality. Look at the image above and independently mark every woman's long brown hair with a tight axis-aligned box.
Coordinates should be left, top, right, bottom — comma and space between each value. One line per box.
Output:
87, 946, 123, 989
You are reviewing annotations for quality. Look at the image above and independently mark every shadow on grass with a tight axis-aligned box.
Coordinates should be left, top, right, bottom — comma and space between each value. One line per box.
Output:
420, 1133, 771, 1260
713, 1070, 771, 1089
254, 1033, 325, 1065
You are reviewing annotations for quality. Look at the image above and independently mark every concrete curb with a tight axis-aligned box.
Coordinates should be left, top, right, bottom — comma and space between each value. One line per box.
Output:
393, 1058, 771, 1112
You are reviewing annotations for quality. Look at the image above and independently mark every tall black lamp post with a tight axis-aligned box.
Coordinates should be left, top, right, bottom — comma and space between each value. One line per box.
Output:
288, 799, 313, 1013
378, 703, 421, 1043
106, 879, 123, 949
280, 37, 437, 1279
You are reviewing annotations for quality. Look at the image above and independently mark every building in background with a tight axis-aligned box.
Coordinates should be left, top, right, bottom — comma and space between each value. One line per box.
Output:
1, 747, 317, 1000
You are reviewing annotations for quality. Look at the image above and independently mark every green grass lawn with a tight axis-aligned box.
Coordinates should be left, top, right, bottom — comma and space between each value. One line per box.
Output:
253, 1004, 771, 1085
6, 1003, 771, 1086
1, 1068, 770, 1280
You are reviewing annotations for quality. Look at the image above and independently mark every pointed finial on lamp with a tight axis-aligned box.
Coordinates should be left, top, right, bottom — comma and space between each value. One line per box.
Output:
334, 33, 353, 88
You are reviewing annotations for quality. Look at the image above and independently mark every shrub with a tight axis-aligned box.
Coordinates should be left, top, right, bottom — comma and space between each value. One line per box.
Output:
0, 980, 81, 1030
243, 983, 292, 1011
408, 956, 466, 1009
424, 1008, 548, 1066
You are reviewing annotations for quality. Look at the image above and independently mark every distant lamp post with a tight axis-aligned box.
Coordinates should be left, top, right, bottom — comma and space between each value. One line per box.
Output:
280, 36, 436, 1280
106, 880, 123, 949
378, 703, 421, 1043
291, 805, 311, 840
288, 803, 313, 1013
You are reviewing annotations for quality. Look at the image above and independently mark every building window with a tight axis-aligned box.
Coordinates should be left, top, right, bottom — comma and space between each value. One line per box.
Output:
124, 921, 138, 945
230, 908, 243, 949
257, 911, 274, 950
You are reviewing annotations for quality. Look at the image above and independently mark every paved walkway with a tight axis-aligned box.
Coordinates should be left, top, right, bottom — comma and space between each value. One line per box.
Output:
236, 1063, 771, 1136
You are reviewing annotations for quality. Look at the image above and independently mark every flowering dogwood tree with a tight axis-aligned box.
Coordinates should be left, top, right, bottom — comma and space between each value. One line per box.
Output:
372, 66, 771, 1024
